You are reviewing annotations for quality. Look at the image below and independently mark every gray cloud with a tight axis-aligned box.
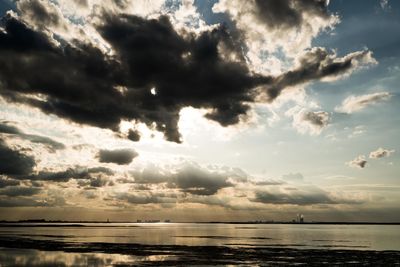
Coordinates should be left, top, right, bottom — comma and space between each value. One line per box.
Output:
17, 0, 67, 30
28, 166, 114, 182
0, 193, 66, 207
369, 147, 395, 159
98, 149, 138, 165
0, 197, 48, 207
253, 180, 284, 186
113, 191, 232, 208
213, 0, 336, 54
127, 129, 141, 142
129, 163, 237, 196
23, 134, 65, 150
82, 190, 98, 199
265, 48, 376, 100
0, 122, 20, 134
172, 164, 233, 195
72, 0, 88, 8
347, 155, 367, 169
253, 190, 332, 205
77, 175, 113, 188
130, 166, 170, 184
302, 111, 330, 128
0, 176, 20, 188
115, 192, 178, 205
252, 0, 330, 31
0, 186, 41, 197
0, 121, 65, 151
252, 186, 361, 206
103, 167, 367, 208
89, 176, 112, 188
291, 109, 330, 135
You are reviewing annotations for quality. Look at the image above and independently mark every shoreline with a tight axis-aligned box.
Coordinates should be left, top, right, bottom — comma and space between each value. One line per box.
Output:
1, 221, 400, 225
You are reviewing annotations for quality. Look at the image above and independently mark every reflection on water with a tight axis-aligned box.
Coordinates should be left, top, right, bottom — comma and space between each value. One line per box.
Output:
0, 248, 174, 267
0, 223, 399, 250
0, 224, 400, 267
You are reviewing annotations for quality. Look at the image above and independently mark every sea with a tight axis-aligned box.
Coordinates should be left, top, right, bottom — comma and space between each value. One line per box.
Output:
0, 223, 399, 266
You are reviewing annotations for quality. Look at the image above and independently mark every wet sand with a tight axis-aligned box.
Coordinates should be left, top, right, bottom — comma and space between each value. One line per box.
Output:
0, 236, 399, 266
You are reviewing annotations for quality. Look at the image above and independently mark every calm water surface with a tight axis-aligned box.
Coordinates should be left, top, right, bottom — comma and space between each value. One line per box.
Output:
0, 223, 399, 266
0, 223, 399, 250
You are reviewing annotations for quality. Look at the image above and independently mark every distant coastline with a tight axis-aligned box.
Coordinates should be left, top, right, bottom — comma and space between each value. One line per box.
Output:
0, 219, 399, 225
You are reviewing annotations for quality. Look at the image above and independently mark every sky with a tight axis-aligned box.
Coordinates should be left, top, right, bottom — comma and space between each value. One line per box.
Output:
0, 0, 399, 222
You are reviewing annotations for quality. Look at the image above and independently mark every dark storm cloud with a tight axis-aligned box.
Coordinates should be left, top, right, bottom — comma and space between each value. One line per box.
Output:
0, 13, 55, 51
0, 11, 271, 143
0, 122, 65, 150
0, 10, 373, 142
0, 14, 127, 131
0, 139, 35, 176
253, 0, 329, 30
97, 14, 270, 141
97, 148, 138, 165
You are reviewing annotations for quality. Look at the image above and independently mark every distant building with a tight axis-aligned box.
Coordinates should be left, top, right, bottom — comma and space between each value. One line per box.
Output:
295, 214, 305, 223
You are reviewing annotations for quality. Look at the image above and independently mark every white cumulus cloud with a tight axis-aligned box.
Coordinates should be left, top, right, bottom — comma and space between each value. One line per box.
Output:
335, 92, 392, 114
